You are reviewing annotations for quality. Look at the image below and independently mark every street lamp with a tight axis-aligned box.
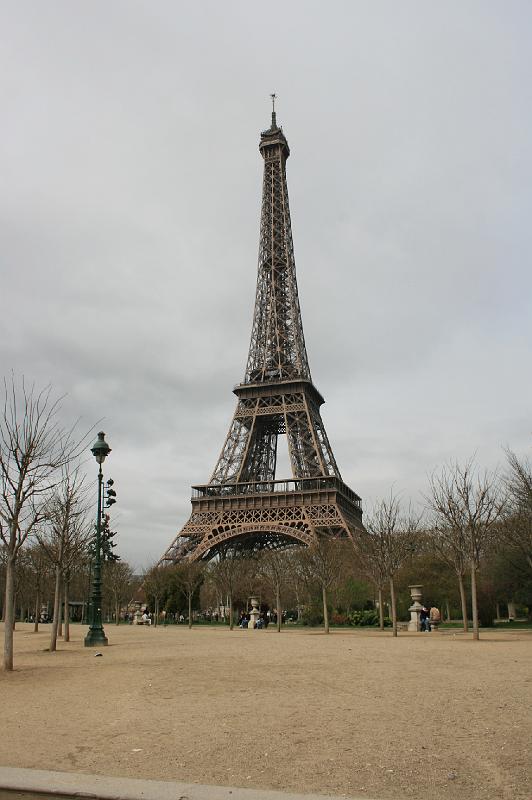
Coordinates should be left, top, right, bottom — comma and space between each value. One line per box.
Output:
84, 431, 112, 647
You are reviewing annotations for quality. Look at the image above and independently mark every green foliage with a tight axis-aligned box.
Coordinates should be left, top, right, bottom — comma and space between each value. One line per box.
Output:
163, 587, 187, 615
398, 551, 461, 610
88, 514, 119, 562
476, 593, 497, 627
335, 577, 373, 614
348, 609, 392, 627
483, 544, 532, 619
167, 566, 203, 615
300, 605, 324, 626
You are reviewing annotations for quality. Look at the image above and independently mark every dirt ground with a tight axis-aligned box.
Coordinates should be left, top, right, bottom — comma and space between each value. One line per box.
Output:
0, 623, 530, 800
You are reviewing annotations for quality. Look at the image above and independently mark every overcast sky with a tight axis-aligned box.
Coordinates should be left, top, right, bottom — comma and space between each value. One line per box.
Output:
1, 2, 531, 569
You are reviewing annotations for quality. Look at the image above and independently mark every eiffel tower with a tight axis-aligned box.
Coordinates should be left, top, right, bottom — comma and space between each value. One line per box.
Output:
161, 101, 362, 564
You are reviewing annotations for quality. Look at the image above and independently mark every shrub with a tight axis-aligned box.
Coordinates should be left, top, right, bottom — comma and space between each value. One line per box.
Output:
476, 591, 497, 628
330, 613, 348, 626
348, 609, 392, 627
301, 607, 324, 626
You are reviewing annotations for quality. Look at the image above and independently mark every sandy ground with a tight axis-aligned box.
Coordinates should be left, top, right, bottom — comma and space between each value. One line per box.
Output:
0, 623, 530, 800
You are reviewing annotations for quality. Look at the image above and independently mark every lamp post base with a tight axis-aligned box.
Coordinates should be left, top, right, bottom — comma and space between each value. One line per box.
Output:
84, 628, 109, 647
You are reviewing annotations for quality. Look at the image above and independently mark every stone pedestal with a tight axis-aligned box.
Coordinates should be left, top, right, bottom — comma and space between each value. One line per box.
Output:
248, 597, 260, 630
408, 585, 423, 632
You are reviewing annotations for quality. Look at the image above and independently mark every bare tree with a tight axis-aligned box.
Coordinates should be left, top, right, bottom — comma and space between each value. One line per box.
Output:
426, 459, 505, 640
142, 564, 170, 625
357, 493, 418, 637
25, 544, 51, 633
426, 524, 470, 632
282, 548, 312, 623
257, 548, 293, 632
0, 378, 82, 671
104, 560, 135, 624
207, 547, 246, 630
352, 533, 388, 631
12, 548, 32, 627
36, 467, 90, 650
12, 546, 49, 628
173, 561, 205, 628
234, 556, 259, 614
297, 536, 345, 634
501, 449, 532, 570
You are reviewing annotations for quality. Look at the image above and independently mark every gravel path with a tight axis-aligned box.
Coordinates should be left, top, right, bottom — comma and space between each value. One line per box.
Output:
1, 623, 530, 800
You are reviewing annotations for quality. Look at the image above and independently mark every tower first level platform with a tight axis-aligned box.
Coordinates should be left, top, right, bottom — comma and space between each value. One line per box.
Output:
162, 475, 362, 563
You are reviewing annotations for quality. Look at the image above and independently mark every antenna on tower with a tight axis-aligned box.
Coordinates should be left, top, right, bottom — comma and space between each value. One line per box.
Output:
270, 92, 277, 128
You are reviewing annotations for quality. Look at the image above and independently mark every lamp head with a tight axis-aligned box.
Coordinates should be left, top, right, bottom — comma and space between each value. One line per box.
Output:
91, 431, 111, 465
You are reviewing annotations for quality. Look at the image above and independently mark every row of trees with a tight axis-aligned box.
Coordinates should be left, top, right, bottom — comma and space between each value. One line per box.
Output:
352, 452, 530, 640
142, 544, 346, 634
0, 377, 133, 671
142, 452, 531, 640
1, 544, 137, 631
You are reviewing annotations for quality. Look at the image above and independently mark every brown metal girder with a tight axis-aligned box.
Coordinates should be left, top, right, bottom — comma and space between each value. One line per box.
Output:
233, 379, 325, 407
301, 392, 328, 475
192, 529, 312, 561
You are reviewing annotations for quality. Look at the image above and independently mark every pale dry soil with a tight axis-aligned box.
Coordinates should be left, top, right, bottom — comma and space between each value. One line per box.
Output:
1, 624, 530, 800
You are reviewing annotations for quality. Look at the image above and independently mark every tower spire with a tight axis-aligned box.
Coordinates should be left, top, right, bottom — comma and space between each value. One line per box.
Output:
270, 92, 277, 129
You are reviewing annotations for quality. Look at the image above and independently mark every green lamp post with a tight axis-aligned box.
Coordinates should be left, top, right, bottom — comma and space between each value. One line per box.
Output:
84, 431, 111, 647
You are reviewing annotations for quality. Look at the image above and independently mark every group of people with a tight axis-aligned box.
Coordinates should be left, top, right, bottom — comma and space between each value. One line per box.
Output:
419, 605, 441, 632
238, 612, 269, 629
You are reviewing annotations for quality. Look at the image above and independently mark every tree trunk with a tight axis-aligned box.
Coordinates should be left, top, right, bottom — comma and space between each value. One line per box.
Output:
58, 591, 63, 638
12, 592, 17, 630
471, 561, 479, 641
188, 592, 193, 629
229, 595, 234, 630
378, 587, 384, 631
322, 585, 329, 634
154, 598, 159, 627
495, 602, 501, 622
115, 602, 120, 625
445, 598, 451, 622
50, 566, 62, 652
276, 585, 281, 633
34, 589, 40, 633
63, 581, 70, 642
457, 572, 469, 633
3, 557, 16, 671
389, 576, 398, 637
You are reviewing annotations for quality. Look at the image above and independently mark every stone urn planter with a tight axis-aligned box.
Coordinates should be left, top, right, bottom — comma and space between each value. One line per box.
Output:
248, 597, 260, 630
408, 585, 423, 632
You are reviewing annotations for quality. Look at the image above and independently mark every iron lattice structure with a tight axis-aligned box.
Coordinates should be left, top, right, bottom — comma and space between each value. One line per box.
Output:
161, 109, 362, 563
